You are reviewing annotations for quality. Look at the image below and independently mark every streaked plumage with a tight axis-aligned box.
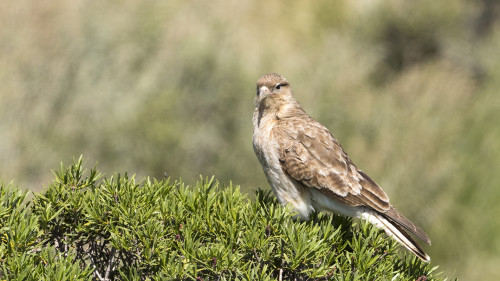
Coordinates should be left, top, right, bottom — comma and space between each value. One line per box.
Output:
252, 73, 431, 261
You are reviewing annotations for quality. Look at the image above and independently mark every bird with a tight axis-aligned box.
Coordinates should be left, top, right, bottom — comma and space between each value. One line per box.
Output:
252, 73, 431, 262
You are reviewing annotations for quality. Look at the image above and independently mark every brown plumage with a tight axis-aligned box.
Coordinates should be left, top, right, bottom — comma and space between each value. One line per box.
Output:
252, 73, 431, 262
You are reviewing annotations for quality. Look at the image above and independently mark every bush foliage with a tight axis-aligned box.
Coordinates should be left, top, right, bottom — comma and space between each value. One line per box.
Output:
0, 158, 448, 280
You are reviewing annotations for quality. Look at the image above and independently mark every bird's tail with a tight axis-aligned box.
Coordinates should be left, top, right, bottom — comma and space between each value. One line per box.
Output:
361, 210, 431, 262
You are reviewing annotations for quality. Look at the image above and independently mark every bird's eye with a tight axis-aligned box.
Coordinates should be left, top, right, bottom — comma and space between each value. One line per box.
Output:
275, 83, 281, 90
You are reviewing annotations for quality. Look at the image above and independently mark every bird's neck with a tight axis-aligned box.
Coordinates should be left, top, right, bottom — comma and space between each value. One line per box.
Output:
274, 101, 306, 119
253, 97, 306, 129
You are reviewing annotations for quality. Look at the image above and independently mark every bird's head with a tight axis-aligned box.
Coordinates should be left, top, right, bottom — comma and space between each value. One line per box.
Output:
255, 73, 294, 109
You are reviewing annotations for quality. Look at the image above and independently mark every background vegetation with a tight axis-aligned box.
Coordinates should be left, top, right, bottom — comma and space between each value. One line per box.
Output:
0, 0, 499, 279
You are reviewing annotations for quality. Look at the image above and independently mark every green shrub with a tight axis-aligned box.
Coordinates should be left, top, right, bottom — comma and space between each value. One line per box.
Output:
0, 181, 92, 280
0, 157, 451, 280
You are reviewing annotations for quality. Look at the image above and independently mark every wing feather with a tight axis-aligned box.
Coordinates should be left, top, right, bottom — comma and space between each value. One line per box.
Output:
275, 116, 431, 245
276, 116, 390, 212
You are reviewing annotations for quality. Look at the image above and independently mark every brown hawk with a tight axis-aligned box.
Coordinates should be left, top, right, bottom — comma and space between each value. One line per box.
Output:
252, 73, 431, 261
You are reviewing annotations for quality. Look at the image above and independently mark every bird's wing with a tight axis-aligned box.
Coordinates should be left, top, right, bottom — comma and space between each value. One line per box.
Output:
276, 116, 390, 212
275, 116, 431, 244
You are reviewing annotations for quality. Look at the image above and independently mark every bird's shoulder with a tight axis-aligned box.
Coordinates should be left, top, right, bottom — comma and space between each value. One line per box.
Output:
272, 115, 346, 165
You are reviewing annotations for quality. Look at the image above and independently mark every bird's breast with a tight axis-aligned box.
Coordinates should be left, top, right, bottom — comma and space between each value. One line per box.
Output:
252, 114, 314, 220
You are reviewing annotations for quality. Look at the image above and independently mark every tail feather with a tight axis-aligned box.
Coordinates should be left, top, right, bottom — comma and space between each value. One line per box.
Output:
384, 207, 431, 245
362, 210, 431, 262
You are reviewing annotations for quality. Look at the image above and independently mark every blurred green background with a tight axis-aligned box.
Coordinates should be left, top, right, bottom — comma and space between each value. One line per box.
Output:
1, 0, 499, 279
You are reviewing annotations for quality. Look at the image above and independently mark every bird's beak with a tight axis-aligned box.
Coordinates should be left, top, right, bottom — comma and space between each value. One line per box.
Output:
258, 86, 270, 99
